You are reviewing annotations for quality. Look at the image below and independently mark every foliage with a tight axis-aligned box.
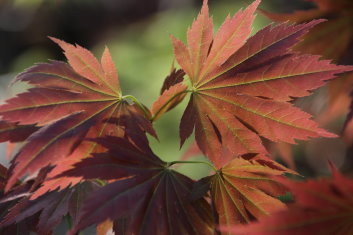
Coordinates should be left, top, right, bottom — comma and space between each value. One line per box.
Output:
263, 0, 353, 130
0, 0, 352, 234
225, 164, 353, 235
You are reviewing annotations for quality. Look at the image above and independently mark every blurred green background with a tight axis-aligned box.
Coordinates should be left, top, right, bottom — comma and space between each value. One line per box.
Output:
0, 0, 327, 178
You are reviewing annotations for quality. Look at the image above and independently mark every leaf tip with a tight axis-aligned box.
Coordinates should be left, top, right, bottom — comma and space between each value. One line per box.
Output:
202, 0, 208, 7
48, 36, 63, 45
252, 0, 261, 8
318, 129, 338, 138
307, 18, 327, 28
169, 33, 178, 42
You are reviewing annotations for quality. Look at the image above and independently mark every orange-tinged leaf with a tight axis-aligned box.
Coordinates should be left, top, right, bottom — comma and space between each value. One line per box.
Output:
263, 0, 353, 123
152, 67, 186, 120
228, 164, 353, 235
49, 37, 117, 93
0, 39, 156, 191
200, 0, 259, 79
171, 35, 193, 78
5, 111, 92, 191
172, 0, 352, 167
101, 47, 121, 93
30, 101, 156, 198
151, 82, 188, 121
187, 0, 213, 81
206, 54, 349, 102
30, 158, 82, 199
210, 157, 288, 229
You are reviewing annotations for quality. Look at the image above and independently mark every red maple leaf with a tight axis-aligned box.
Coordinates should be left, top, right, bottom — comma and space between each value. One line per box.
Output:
0, 38, 156, 191
226, 163, 353, 235
262, 0, 353, 124
167, 0, 352, 168
58, 137, 214, 235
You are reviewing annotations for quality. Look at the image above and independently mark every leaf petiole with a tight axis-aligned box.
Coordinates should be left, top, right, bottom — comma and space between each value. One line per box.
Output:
121, 95, 150, 119
168, 160, 217, 172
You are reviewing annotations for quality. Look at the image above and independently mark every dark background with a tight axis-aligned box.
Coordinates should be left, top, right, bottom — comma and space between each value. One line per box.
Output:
0, 0, 314, 74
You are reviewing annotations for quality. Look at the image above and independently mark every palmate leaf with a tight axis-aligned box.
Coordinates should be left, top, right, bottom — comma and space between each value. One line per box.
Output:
229, 164, 353, 235
170, 0, 352, 167
30, 158, 83, 199
210, 157, 288, 229
60, 137, 214, 235
262, 0, 353, 124
187, 151, 295, 231
0, 38, 156, 191
187, 150, 294, 230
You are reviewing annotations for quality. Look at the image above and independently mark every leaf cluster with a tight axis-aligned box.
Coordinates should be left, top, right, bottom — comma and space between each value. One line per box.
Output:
0, 0, 352, 234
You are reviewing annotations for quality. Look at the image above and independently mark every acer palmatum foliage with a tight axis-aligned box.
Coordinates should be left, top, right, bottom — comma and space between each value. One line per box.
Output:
170, 0, 351, 168
0, 0, 352, 234
263, 0, 353, 132
224, 163, 353, 235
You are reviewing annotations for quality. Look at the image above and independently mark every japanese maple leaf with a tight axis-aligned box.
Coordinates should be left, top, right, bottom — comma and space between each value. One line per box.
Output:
227, 163, 353, 235
262, 0, 353, 124
0, 38, 156, 191
169, 0, 352, 168
189, 151, 293, 231
59, 137, 214, 235
0, 181, 100, 235
210, 157, 287, 228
